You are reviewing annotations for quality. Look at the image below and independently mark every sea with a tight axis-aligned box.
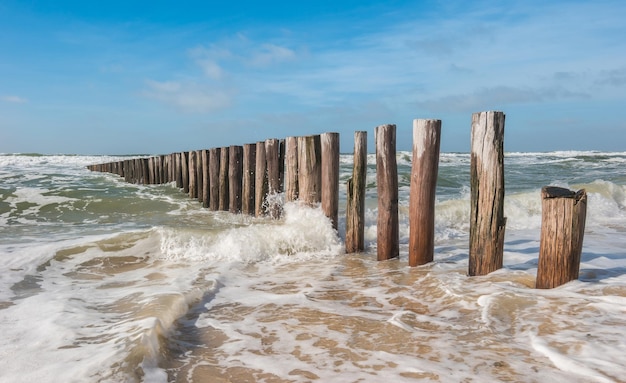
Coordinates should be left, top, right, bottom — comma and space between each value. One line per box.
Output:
1, 151, 625, 383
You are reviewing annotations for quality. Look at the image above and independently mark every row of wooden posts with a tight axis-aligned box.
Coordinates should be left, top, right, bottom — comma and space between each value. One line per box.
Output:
88, 111, 587, 289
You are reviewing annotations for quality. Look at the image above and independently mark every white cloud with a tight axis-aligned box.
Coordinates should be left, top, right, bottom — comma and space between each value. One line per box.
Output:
250, 44, 296, 67
416, 86, 590, 113
1, 95, 28, 103
142, 80, 232, 113
196, 59, 224, 80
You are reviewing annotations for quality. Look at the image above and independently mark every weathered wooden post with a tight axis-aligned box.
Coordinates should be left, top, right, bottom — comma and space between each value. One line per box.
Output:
202, 150, 210, 208
229, 145, 243, 214
265, 138, 282, 219
255, 141, 268, 217
188, 151, 197, 199
147, 157, 155, 184
321, 132, 340, 230
346, 131, 367, 253
209, 148, 221, 211
536, 187, 587, 289
469, 111, 507, 276
219, 147, 229, 211
142, 158, 150, 185
297, 135, 321, 205
284, 136, 299, 202
176, 153, 183, 189
409, 119, 441, 267
196, 150, 203, 202
242, 143, 256, 215
376, 124, 399, 261
181, 152, 190, 193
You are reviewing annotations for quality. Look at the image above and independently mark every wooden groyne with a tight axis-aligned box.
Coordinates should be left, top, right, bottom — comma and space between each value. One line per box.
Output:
88, 111, 588, 289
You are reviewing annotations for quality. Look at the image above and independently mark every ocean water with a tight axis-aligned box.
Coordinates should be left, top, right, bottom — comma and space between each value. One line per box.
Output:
1, 151, 625, 383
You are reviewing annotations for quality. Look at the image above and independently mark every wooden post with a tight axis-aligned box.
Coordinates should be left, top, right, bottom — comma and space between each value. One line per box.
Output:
297, 135, 321, 205
188, 151, 197, 199
321, 132, 340, 230
242, 143, 256, 215
409, 119, 441, 267
219, 147, 229, 211
376, 124, 399, 261
196, 150, 203, 202
346, 131, 367, 253
469, 111, 507, 276
284, 136, 299, 202
209, 148, 221, 211
265, 138, 282, 219
536, 187, 587, 289
176, 153, 183, 189
202, 150, 210, 208
181, 152, 190, 193
255, 141, 268, 217
142, 158, 149, 185
229, 145, 243, 214
147, 157, 155, 184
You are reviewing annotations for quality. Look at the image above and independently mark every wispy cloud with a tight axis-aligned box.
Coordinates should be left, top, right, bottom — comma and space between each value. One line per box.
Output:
416, 86, 590, 113
142, 80, 232, 113
1, 95, 28, 103
250, 44, 296, 66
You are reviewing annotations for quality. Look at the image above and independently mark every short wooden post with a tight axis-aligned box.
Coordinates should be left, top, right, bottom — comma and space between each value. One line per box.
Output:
284, 136, 299, 202
188, 151, 197, 199
469, 111, 507, 276
202, 150, 209, 208
346, 131, 367, 253
376, 124, 399, 261
297, 135, 321, 205
536, 187, 587, 289
321, 132, 340, 230
242, 143, 256, 215
209, 148, 221, 211
409, 119, 441, 267
219, 147, 229, 211
265, 138, 282, 219
255, 141, 268, 217
229, 145, 243, 214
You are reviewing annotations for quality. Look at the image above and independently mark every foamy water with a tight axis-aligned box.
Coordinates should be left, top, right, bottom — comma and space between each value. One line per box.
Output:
1, 152, 625, 382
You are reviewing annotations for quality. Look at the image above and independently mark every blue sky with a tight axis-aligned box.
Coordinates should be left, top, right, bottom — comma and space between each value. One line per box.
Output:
1, 0, 625, 154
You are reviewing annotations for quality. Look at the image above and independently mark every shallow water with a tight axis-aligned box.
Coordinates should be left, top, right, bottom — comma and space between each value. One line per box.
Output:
1, 152, 625, 382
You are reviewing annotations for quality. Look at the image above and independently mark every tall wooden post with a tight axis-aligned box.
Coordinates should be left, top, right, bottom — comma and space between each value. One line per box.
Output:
219, 147, 229, 211
346, 131, 367, 253
265, 138, 282, 219
181, 152, 190, 193
376, 124, 399, 261
285, 136, 299, 202
242, 143, 256, 215
469, 111, 507, 276
409, 119, 441, 267
297, 135, 321, 205
321, 132, 340, 230
176, 153, 183, 189
536, 187, 587, 289
196, 150, 203, 202
202, 150, 209, 208
209, 148, 221, 211
188, 151, 197, 199
229, 145, 243, 214
255, 141, 268, 217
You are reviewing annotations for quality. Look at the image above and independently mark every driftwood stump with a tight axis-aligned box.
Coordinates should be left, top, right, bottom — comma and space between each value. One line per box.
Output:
536, 187, 587, 289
